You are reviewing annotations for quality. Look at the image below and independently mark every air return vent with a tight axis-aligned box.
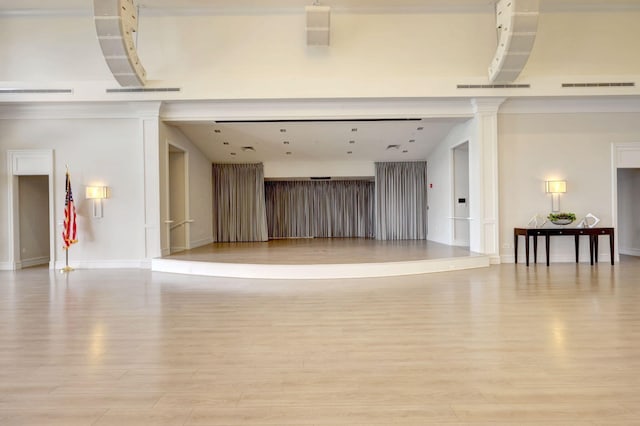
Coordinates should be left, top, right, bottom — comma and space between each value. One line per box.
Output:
457, 84, 530, 89
562, 82, 635, 88
310, 177, 331, 180
106, 87, 181, 93
0, 89, 73, 94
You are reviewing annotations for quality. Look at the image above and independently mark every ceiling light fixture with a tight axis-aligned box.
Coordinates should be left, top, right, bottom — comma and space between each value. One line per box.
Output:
386, 144, 401, 150
241, 146, 255, 152
349, 140, 355, 144
283, 141, 290, 145
417, 127, 424, 130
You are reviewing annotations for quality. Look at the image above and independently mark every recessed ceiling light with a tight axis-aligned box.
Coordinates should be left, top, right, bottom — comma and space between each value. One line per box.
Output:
230, 152, 236, 155
347, 151, 353, 154
409, 139, 415, 143
286, 151, 292, 155
349, 140, 355, 144
417, 127, 424, 131
280, 129, 287, 133
223, 142, 229, 145
283, 141, 290, 145
386, 144, 400, 150
402, 150, 408, 153
214, 129, 221, 133
351, 128, 358, 132
241, 146, 255, 152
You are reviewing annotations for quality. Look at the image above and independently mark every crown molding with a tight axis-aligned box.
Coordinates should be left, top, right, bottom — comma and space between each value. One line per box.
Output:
500, 96, 640, 114
0, 101, 162, 120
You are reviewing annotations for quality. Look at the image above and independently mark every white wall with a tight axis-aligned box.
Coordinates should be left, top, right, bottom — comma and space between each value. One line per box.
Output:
426, 119, 475, 245
160, 123, 214, 252
617, 168, 640, 256
18, 175, 49, 267
453, 143, 470, 246
499, 112, 640, 263
168, 150, 186, 252
2, 11, 639, 100
0, 118, 146, 268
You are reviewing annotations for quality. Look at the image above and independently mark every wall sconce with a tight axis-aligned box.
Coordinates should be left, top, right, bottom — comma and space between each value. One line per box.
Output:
545, 180, 566, 212
85, 186, 109, 218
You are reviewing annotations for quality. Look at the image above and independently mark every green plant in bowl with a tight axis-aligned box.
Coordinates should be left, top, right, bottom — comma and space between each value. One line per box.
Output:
547, 212, 576, 225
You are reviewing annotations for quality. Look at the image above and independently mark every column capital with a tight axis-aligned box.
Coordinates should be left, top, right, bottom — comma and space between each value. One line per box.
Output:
471, 98, 506, 115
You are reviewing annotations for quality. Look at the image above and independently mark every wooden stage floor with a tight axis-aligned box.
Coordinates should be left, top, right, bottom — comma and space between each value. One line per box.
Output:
155, 239, 490, 279
164, 238, 478, 265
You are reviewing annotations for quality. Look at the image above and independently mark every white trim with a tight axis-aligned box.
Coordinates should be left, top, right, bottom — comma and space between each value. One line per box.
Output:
620, 248, 640, 257
17, 256, 50, 269
611, 142, 640, 264
0, 101, 163, 120
501, 97, 640, 114
152, 255, 490, 280
53, 259, 151, 270
0, 262, 14, 271
190, 237, 214, 248
161, 98, 476, 122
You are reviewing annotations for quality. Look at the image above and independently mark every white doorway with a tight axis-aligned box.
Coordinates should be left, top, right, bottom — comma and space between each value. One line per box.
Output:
612, 142, 640, 261
452, 141, 470, 247
167, 144, 190, 254
17, 175, 51, 268
7, 150, 55, 270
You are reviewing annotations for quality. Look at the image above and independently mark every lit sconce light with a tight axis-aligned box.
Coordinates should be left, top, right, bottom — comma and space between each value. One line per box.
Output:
545, 180, 566, 212
85, 186, 109, 218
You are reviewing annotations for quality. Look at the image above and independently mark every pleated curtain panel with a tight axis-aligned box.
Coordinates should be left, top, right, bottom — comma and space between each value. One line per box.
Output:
375, 161, 428, 240
265, 180, 375, 239
212, 163, 268, 242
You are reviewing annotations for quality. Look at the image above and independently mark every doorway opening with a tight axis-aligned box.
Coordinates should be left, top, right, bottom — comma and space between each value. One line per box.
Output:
168, 144, 189, 254
17, 175, 51, 268
452, 141, 470, 247
617, 168, 640, 257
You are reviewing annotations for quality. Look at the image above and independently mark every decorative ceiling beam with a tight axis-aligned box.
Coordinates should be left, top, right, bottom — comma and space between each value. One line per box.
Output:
93, 0, 146, 87
488, 0, 539, 83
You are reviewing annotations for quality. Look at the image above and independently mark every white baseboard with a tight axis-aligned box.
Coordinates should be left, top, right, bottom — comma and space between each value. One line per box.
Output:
501, 254, 516, 264
620, 247, 640, 257
18, 256, 50, 269
170, 246, 186, 253
0, 261, 15, 271
190, 237, 214, 249
54, 259, 150, 270
489, 255, 501, 264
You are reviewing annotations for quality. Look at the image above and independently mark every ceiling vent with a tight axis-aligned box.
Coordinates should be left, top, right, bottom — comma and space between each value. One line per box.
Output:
310, 177, 331, 180
0, 88, 73, 94
93, 0, 147, 87
105, 87, 181, 93
457, 83, 530, 89
306, 5, 330, 46
562, 82, 635, 88
488, 0, 539, 83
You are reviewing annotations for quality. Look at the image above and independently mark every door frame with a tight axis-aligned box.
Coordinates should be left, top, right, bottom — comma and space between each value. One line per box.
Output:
611, 142, 640, 261
7, 150, 55, 270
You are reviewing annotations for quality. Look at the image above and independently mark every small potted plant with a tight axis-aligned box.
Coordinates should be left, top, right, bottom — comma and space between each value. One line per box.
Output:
547, 212, 576, 225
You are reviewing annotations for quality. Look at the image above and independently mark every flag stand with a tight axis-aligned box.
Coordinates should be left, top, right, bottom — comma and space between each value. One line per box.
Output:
60, 248, 74, 273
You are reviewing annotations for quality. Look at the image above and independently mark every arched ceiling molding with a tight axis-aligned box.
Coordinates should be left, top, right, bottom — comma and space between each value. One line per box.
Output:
93, 0, 147, 87
488, 0, 539, 83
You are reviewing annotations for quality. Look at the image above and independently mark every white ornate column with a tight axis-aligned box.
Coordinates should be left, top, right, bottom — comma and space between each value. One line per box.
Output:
470, 98, 504, 263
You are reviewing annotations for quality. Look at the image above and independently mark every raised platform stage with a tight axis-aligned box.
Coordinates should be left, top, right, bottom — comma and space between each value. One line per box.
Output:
151, 238, 490, 279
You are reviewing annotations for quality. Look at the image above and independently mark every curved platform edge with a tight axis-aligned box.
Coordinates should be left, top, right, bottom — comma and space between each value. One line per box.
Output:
151, 255, 491, 280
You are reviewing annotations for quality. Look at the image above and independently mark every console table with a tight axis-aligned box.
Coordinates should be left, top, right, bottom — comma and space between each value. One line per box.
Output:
514, 227, 614, 266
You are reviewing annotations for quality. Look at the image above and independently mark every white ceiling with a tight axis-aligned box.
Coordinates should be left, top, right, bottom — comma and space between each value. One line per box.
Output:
171, 117, 469, 163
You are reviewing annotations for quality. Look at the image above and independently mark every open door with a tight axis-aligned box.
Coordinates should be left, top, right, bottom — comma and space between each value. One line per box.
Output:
452, 141, 470, 247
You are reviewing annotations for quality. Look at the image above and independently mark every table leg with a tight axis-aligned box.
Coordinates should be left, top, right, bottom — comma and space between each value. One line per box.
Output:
595, 236, 599, 263
525, 234, 530, 267
610, 232, 615, 265
574, 235, 579, 263
514, 233, 518, 264
545, 234, 550, 266
589, 236, 594, 265
533, 235, 538, 264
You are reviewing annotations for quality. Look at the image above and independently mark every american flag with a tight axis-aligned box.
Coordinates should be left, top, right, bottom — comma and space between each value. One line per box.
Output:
62, 171, 78, 249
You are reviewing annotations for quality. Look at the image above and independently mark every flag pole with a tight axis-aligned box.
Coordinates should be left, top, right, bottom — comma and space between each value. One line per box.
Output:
61, 165, 76, 273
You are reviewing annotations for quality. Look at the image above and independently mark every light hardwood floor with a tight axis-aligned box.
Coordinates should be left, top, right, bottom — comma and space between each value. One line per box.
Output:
1, 257, 639, 425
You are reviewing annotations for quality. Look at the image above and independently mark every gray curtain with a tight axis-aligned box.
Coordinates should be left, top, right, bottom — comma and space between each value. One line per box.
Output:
375, 161, 428, 240
212, 163, 268, 242
265, 180, 374, 238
